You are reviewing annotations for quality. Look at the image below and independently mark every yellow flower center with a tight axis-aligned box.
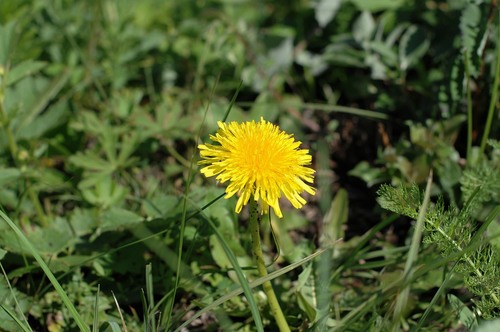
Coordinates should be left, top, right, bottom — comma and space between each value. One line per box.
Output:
198, 118, 315, 218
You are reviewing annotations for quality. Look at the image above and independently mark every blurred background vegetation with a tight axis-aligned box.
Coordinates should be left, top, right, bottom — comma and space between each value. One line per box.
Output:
0, 0, 499, 331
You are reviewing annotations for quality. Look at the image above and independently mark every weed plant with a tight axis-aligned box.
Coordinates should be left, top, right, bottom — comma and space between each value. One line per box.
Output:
0, 1, 499, 331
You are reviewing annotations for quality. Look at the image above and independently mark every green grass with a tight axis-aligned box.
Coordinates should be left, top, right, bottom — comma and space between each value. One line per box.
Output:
0, 0, 499, 331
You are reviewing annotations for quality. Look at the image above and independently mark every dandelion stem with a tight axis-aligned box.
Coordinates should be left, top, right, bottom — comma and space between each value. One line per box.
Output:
248, 199, 291, 332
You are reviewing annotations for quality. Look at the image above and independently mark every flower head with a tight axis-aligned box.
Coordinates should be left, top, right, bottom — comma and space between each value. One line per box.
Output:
198, 118, 315, 218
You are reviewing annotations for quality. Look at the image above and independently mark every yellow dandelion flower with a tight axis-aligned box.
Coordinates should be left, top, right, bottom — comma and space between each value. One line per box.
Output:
198, 118, 315, 218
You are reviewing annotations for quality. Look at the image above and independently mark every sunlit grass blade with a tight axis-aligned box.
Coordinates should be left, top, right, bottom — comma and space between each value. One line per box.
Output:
0, 304, 31, 332
205, 215, 265, 332
165, 76, 219, 330
222, 80, 243, 122
92, 284, 100, 332
145, 263, 157, 332
302, 102, 388, 120
391, 170, 433, 331
100, 321, 122, 332
414, 261, 459, 331
0, 262, 32, 332
111, 291, 127, 332
415, 205, 500, 329
479, 17, 500, 157
129, 225, 204, 294
173, 247, 330, 332
236, 101, 388, 120
334, 294, 379, 330
38, 193, 226, 297
464, 51, 473, 165
0, 210, 90, 332
140, 289, 148, 331
328, 214, 398, 283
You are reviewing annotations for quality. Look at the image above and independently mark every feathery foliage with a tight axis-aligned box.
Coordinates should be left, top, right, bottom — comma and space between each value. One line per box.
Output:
378, 142, 500, 318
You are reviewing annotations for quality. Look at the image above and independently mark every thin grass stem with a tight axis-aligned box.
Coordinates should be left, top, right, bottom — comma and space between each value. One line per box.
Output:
391, 170, 433, 331
0, 210, 90, 332
464, 51, 473, 164
479, 15, 500, 156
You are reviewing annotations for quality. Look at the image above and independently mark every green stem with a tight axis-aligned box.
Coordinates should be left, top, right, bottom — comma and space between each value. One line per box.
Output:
248, 199, 291, 332
27, 184, 48, 227
479, 15, 500, 157
391, 170, 433, 331
464, 51, 473, 165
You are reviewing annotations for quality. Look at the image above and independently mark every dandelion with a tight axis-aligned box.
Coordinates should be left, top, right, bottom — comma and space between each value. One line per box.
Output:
198, 118, 315, 218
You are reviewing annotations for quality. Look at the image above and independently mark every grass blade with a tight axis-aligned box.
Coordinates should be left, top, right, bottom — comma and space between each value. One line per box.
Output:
0, 210, 90, 332
92, 284, 100, 332
0, 304, 31, 332
0, 262, 32, 332
145, 263, 156, 332
165, 75, 219, 329
173, 247, 330, 332
205, 215, 264, 332
391, 170, 433, 330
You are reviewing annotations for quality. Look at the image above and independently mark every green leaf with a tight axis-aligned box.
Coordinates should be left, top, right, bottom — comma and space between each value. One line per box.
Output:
448, 294, 478, 330
6, 60, 47, 86
100, 130, 118, 165
459, 3, 487, 78
31, 167, 70, 193
44, 255, 94, 274
81, 177, 128, 208
0, 278, 31, 332
142, 193, 181, 218
69, 208, 97, 237
321, 188, 348, 246
0, 168, 21, 186
16, 68, 70, 133
476, 319, 500, 332
261, 37, 294, 75
69, 152, 114, 172
205, 216, 265, 332
116, 132, 139, 166
353, 11, 375, 44
100, 207, 143, 232
208, 208, 250, 269
0, 210, 90, 332
100, 321, 122, 332
349, 0, 407, 12
323, 43, 367, 68
487, 220, 500, 252
349, 161, 387, 186
0, 217, 74, 255
369, 41, 398, 67
296, 264, 318, 321
27, 218, 75, 254
174, 248, 328, 332
16, 100, 68, 140
0, 21, 16, 66
295, 50, 328, 76
399, 25, 430, 71
273, 212, 310, 262
314, 0, 342, 28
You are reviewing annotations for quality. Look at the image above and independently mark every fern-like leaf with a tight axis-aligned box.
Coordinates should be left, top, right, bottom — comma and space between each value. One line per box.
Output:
377, 183, 500, 318
459, 1, 488, 78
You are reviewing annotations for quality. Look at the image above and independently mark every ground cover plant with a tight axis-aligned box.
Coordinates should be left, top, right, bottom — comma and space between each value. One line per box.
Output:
0, 0, 499, 331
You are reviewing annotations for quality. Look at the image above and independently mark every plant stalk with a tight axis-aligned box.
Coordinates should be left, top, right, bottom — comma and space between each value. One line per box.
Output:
464, 51, 473, 165
391, 170, 433, 331
248, 199, 290, 332
479, 14, 500, 156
